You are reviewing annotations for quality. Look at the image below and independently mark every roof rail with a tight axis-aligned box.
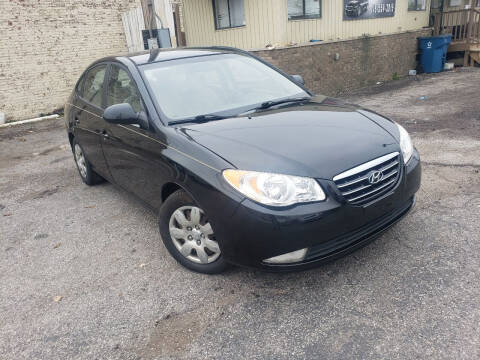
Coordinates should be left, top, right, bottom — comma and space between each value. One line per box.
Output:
187, 46, 255, 57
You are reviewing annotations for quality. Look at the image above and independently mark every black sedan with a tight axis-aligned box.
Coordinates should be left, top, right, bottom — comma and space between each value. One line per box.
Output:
64, 47, 421, 274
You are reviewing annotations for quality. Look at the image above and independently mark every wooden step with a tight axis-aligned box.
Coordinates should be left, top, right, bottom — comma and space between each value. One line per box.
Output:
448, 41, 480, 52
471, 51, 480, 65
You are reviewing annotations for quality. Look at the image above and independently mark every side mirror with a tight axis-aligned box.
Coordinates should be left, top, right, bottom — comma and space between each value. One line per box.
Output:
103, 103, 139, 125
291, 74, 305, 86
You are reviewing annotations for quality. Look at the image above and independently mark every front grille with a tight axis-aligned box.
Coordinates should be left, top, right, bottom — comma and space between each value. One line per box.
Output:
333, 152, 401, 206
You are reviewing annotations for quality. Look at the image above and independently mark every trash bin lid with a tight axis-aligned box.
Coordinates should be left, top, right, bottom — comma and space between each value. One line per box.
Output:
418, 34, 452, 41
419, 34, 452, 49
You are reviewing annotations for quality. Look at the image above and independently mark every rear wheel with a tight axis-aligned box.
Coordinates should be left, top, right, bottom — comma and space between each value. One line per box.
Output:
72, 139, 103, 186
158, 189, 228, 274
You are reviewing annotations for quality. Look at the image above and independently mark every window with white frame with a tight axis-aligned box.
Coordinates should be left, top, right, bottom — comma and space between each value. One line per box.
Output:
288, 0, 321, 20
213, 0, 245, 29
408, 0, 427, 10
430, 0, 442, 9
448, 0, 462, 6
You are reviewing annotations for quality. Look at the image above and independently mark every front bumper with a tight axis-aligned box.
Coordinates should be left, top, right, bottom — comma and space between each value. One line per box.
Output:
209, 150, 421, 271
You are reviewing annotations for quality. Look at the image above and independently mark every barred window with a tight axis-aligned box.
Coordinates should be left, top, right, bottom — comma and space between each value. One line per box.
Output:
288, 0, 322, 20
408, 0, 427, 11
213, 0, 245, 29
448, 0, 462, 6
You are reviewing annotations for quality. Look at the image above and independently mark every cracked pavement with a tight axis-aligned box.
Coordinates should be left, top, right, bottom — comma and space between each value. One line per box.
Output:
1, 68, 479, 359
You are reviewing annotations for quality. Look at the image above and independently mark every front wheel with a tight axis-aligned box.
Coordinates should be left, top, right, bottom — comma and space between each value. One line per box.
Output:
158, 190, 228, 274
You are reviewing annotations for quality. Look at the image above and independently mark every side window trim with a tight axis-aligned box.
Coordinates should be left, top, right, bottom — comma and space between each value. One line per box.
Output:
78, 63, 108, 110
103, 63, 111, 110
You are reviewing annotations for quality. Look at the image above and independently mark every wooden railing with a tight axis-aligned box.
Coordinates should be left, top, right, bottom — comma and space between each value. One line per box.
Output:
434, 9, 480, 43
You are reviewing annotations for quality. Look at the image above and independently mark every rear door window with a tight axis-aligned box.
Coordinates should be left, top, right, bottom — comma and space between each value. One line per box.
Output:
83, 65, 107, 108
75, 76, 85, 97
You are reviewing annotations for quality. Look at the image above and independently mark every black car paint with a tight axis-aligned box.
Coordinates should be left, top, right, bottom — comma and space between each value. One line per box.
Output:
65, 48, 421, 271
183, 101, 401, 180
345, 0, 369, 17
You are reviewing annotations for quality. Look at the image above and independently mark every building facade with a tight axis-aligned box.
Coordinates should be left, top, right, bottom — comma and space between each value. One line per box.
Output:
435, 0, 480, 11
181, 0, 432, 49
0, 0, 171, 122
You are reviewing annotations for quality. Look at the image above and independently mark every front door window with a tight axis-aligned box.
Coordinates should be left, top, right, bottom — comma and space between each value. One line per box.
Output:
106, 65, 143, 113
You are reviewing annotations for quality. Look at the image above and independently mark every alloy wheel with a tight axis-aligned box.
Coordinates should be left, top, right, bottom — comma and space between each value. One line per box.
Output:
168, 206, 220, 264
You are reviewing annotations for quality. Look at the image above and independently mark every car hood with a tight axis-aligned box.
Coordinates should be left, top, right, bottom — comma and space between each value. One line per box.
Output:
180, 97, 401, 180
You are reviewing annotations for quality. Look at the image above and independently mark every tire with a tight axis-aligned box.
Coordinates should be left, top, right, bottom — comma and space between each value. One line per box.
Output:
158, 189, 228, 274
72, 138, 104, 186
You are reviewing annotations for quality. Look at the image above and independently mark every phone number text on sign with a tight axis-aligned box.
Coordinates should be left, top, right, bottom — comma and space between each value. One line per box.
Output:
373, 3, 395, 14
343, 0, 396, 20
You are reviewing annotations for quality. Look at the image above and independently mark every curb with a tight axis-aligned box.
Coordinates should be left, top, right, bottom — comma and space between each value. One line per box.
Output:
0, 114, 60, 128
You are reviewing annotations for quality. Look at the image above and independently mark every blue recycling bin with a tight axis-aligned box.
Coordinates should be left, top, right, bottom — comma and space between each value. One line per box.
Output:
418, 34, 452, 73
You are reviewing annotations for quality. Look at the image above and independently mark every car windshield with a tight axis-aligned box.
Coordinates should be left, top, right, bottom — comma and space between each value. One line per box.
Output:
141, 53, 308, 121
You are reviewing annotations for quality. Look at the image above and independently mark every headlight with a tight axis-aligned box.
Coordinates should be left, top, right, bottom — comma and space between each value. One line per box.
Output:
223, 170, 325, 206
397, 123, 413, 164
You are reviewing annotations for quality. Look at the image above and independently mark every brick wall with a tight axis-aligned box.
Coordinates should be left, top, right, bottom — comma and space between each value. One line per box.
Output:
0, 0, 141, 122
252, 29, 432, 96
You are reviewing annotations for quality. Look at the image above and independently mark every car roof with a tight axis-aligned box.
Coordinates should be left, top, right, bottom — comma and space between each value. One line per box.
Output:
94, 47, 242, 67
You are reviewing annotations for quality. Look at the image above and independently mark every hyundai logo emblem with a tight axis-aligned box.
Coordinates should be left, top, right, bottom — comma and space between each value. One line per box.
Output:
368, 170, 384, 184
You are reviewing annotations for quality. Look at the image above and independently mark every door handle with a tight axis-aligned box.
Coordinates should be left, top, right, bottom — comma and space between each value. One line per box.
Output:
74, 116, 80, 125
101, 130, 110, 139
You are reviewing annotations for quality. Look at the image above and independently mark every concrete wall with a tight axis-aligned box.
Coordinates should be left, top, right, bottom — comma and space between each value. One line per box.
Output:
182, 0, 431, 49
0, 0, 141, 122
252, 29, 432, 96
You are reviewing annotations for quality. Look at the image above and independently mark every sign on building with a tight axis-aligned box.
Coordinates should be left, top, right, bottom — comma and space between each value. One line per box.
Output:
344, 0, 396, 20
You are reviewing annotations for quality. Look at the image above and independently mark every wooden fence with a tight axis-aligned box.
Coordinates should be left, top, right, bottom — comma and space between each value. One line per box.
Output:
434, 8, 480, 43
122, 7, 146, 53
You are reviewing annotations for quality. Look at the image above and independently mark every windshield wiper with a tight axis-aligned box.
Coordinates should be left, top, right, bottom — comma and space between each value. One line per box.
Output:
239, 96, 311, 115
168, 114, 227, 126
169, 97, 311, 124
261, 97, 311, 109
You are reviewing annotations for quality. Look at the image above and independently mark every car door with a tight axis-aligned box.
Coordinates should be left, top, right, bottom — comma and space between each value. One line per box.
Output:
74, 64, 111, 179
101, 63, 170, 207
